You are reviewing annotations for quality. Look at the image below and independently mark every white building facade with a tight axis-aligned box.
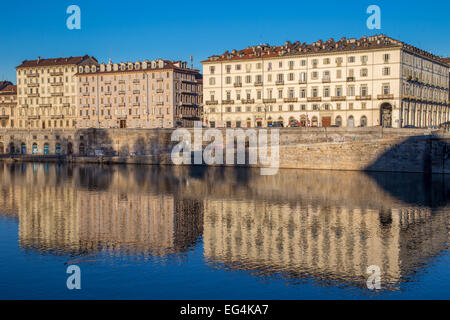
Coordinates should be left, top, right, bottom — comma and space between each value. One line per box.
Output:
202, 35, 449, 128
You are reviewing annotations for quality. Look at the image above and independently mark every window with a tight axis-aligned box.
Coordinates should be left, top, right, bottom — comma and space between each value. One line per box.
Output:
383, 84, 390, 95
383, 54, 390, 62
235, 64, 241, 70
288, 61, 294, 69
361, 86, 368, 96
226, 65, 231, 73
225, 76, 231, 84
361, 55, 368, 64
209, 66, 215, 74
323, 58, 330, 65
288, 73, 294, 81
361, 68, 368, 77
348, 56, 355, 63
383, 67, 390, 76
324, 87, 330, 97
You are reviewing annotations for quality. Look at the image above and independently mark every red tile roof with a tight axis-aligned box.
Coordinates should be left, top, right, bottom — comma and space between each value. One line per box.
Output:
202, 34, 448, 66
16, 55, 97, 68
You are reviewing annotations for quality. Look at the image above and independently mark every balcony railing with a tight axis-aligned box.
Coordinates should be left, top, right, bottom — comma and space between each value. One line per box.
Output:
104, 115, 112, 119
27, 93, 40, 97
356, 95, 372, 100
63, 103, 70, 107
233, 83, 242, 87
133, 79, 140, 84
298, 80, 307, 84
284, 98, 298, 103
263, 99, 276, 103
347, 77, 355, 82
205, 100, 218, 105
119, 103, 126, 107
241, 99, 255, 104
275, 80, 284, 85
51, 82, 63, 86
307, 97, 322, 102
39, 103, 52, 107
331, 96, 346, 101
51, 92, 63, 97
50, 71, 63, 76
377, 94, 394, 100
322, 78, 331, 83
156, 89, 164, 93
27, 83, 39, 87
27, 72, 39, 77
133, 90, 140, 94
254, 81, 263, 86
119, 90, 126, 95
222, 100, 234, 104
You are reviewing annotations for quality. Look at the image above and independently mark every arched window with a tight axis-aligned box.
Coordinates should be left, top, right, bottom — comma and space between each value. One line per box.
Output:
347, 115, 355, 127
360, 116, 368, 127
335, 116, 342, 127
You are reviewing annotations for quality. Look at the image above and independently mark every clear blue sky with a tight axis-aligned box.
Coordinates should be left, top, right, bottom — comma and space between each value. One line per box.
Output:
1, 0, 449, 82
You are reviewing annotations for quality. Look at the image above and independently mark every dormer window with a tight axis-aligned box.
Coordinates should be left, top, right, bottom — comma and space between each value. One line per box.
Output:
79, 67, 83, 73
128, 63, 133, 70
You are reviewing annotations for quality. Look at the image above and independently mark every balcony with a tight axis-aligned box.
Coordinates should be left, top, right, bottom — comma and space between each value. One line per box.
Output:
133, 103, 140, 106
132, 115, 141, 119
0, 115, 9, 120
156, 78, 164, 82
254, 81, 263, 87
356, 95, 372, 100
27, 93, 40, 97
82, 92, 90, 96
133, 90, 140, 94
82, 115, 90, 119
51, 115, 64, 119
284, 98, 298, 103
322, 78, 331, 83
263, 99, 276, 104
27, 83, 39, 87
104, 115, 112, 119
241, 99, 255, 104
118, 80, 125, 84
51, 92, 63, 97
307, 97, 322, 102
156, 102, 164, 106
222, 100, 234, 104
105, 91, 112, 95
133, 79, 140, 84
51, 82, 64, 86
119, 90, 126, 95
298, 80, 307, 84
205, 100, 218, 105
104, 80, 112, 85
82, 82, 89, 86
104, 103, 111, 107
39, 103, 52, 107
331, 96, 346, 101
156, 89, 164, 93
26, 72, 39, 78
50, 71, 63, 76
63, 103, 70, 107
347, 77, 355, 82
118, 103, 126, 107
377, 94, 394, 100
28, 115, 40, 120
275, 80, 284, 85
82, 105, 90, 108
233, 83, 242, 88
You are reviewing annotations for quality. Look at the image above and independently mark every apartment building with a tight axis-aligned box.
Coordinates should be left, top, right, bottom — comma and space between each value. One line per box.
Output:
15, 55, 98, 130
0, 82, 16, 129
75, 59, 202, 129
202, 34, 449, 128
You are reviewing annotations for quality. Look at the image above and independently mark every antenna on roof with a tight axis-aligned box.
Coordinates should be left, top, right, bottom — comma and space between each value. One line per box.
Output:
190, 55, 193, 69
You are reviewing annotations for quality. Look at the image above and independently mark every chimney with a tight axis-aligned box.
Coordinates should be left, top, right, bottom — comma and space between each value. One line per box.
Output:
37, 57, 41, 63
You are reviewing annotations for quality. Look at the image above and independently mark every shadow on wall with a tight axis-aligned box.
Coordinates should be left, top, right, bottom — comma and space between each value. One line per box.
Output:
364, 134, 450, 174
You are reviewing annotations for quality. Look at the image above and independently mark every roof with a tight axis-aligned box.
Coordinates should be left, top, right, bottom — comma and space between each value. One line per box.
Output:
201, 34, 448, 66
441, 57, 450, 65
0, 81, 13, 90
0, 84, 16, 95
16, 55, 97, 68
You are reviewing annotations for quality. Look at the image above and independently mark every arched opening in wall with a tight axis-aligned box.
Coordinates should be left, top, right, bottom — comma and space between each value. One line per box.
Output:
44, 143, 49, 155
21, 143, 26, 154
335, 116, 343, 127
9, 143, 15, 154
55, 143, 61, 155
67, 142, 73, 155
0, 142, 4, 154
277, 117, 284, 127
246, 118, 251, 128
360, 116, 368, 127
347, 115, 355, 127
267, 117, 273, 127
0, 120, 6, 128
300, 115, 307, 127
311, 116, 318, 127
79, 143, 86, 156
380, 103, 392, 128
32, 143, 38, 155
288, 116, 296, 127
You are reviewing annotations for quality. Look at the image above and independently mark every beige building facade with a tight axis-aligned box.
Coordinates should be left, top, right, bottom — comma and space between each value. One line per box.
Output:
75, 59, 202, 129
15, 55, 98, 130
202, 34, 449, 128
0, 82, 16, 130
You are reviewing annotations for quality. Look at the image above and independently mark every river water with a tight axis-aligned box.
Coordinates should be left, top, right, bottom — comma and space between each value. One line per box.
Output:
0, 163, 448, 299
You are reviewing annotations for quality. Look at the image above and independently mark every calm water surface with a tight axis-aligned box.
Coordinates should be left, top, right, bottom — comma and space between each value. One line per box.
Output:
0, 163, 448, 299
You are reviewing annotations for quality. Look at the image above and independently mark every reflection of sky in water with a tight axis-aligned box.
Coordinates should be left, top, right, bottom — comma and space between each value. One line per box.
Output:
0, 163, 448, 299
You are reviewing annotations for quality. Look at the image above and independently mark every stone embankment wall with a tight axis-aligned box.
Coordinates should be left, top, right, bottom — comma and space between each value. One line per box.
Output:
1, 127, 449, 173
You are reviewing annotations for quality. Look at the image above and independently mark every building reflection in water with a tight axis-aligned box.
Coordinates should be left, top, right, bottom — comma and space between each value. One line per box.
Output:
0, 163, 447, 291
